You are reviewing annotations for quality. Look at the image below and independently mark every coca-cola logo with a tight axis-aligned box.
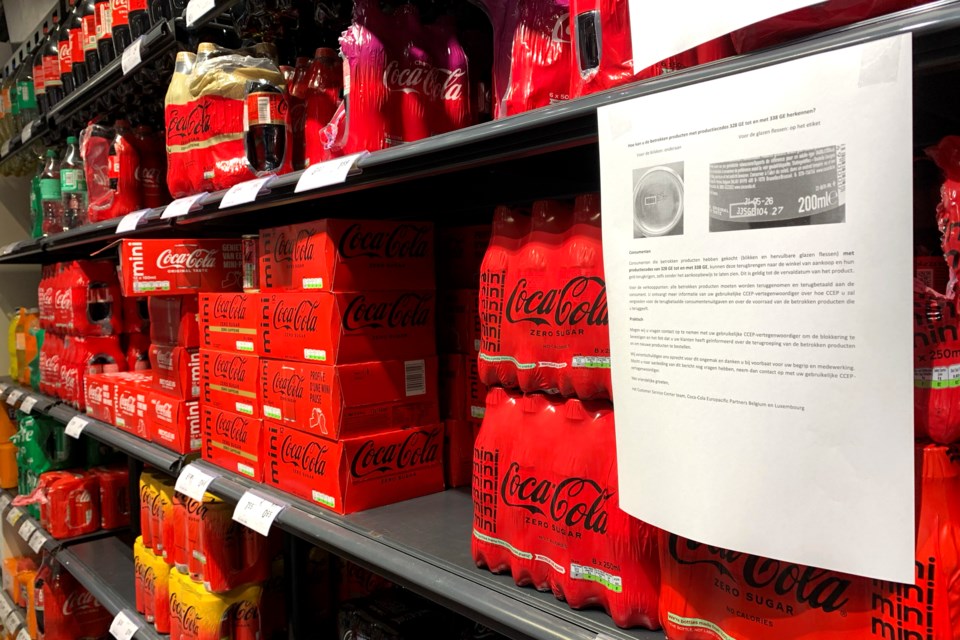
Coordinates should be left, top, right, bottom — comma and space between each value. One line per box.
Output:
118, 392, 136, 414
500, 462, 611, 534
272, 299, 320, 332
271, 372, 304, 399
113, 0, 128, 9
214, 414, 249, 443
157, 248, 218, 270
63, 589, 97, 616
506, 276, 608, 327
88, 385, 103, 405
55, 289, 72, 311
137, 167, 161, 188
666, 534, 851, 613
235, 601, 258, 622
551, 14, 571, 44
382, 60, 465, 100
272, 229, 317, 263
213, 295, 247, 321
184, 497, 208, 517
168, 103, 212, 142
58, 41, 70, 60
279, 436, 328, 475
342, 293, 431, 331
338, 223, 429, 260
213, 354, 246, 383
170, 593, 200, 633
157, 350, 173, 369
350, 429, 440, 479
40, 287, 54, 310
156, 400, 173, 421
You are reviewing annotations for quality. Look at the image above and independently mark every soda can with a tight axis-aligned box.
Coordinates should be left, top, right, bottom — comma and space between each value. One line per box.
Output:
242, 234, 259, 293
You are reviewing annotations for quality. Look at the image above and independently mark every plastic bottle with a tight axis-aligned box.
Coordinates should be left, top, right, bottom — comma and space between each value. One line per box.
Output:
111, 0, 132, 52
67, 0, 88, 89
39, 149, 63, 235
287, 56, 310, 170
58, 2, 76, 95
0, 72, 13, 143
80, 0, 100, 77
16, 54, 38, 127
303, 47, 342, 167
60, 136, 87, 230
32, 29, 48, 115
244, 79, 287, 173
43, 16, 64, 108
129, 0, 151, 39
95, 0, 115, 65
133, 125, 168, 208
29, 153, 43, 238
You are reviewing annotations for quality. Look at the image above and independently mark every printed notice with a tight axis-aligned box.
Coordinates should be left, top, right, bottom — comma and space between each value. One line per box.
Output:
597, 36, 914, 582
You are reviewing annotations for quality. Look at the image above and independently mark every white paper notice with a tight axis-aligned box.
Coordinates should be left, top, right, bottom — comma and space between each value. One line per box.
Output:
628, 0, 818, 74
597, 36, 913, 582
121, 38, 143, 75
161, 192, 208, 219
65, 416, 88, 438
116, 209, 151, 233
5, 390, 21, 405
109, 611, 140, 640
220, 175, 276, 209
294, 152, 368, 193
175, 463, 218, 501
19, 397, 36, 414
232, 491, 283, 536
185, 0, 215, 27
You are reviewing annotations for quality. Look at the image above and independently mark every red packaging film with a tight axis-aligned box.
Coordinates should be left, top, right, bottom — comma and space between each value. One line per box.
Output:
149, 295, 200, 348
149, 392, 201, 454
260, 290, 436, 364
52, 260, 124, 336
150, 345, 200, 399
472, 388, 660, 629
436, 225, 491, 289
84, 371, 119, 424
36, 559, 112, 640
36, 470, 101, 539
118, 238, 243, 296
479, 196, 610, 399
200, 350, 261, 416
259, 357, 439, 439
915, 256, 949, 293
124, 331, 152, 371
259, 219, 435, 292
201, 405, 265, 481
90, 466, 130, 529
114, 377, 152, 439
122, 295, 150, 334
198, 292, 263, 354
63, 336, 128, 411
444, 419, 475, 489
437, 289, 481, 355
265, 422, 444, 514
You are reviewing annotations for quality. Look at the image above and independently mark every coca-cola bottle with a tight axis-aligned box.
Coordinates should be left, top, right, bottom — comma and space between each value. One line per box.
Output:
95, 0, 115, 65
60, 136, 88, 230
303, 47, 342, 167
244, 79, 288, 173
287, 56, 310, 170
67, 0, 88, 88
16, 57, 38, 127
149, 0, 170, 24
129, 0, 152, 39
80, 0, 100, 77
44, 17, 65, 109
40, 149, 63, 235
111, 0, 132, 52
33, 29, 48, 115
133, 125, 169, 208
58, 0, 77, 95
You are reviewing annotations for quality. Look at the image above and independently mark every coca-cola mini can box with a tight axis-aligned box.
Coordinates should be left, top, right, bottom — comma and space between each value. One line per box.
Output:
149, 392, 201, 454
119, 239, 243, 296
199, 292, 263, 354
259, 219, 435, 292
265, 421, 445, 514
149, 345, 200, 399
259, 357, 439, 439
201, 405, 264, 481
260, 290, 436, 364
200, 350, 261, 416
114, 377, 154, 439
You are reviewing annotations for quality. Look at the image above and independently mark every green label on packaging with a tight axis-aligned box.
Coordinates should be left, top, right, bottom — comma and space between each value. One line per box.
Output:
39, 178, 60, 200
8, 88, 18, 116
60, 168, 85, 193
16, 81, 35, 111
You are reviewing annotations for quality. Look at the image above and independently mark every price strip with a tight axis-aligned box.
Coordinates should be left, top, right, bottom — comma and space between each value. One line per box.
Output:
21, 121, 33, 143
3, 611, 17, 634
219, 175, 276, 209
16, 627, 30, 640
232, 491, 283, 536
174, 463, 218, 502
116, 209, 152, 233
0, 494, 10, 511
65, 416, 88, 439
109, 610, 141, 640
27, 530, 46, 554
294, 152, 367, 193
1, 140, 9, 156
17, 519, 35, 542
161, 192, 208, 219
19, 396, 37, 414
5, 390, 21, 406
185, 0, 216, 27
121, 37, 143, 75
4, 508, 21, 526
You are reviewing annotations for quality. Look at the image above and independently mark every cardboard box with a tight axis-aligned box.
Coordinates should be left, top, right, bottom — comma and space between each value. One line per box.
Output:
149, 392, 201, 454
439, 354, 466, 420
198, 293, 263, 354
149, 295, 199, 348
260, 291, 436, 364
264, 422, 444, 514
200, 350, 261, 417
259, 219, 435, 292
437, 289, 480, 355
444, 419, 477, 489
149, 345, 200, 400
115, 379, 153, 439
201, 405, 264, 481
119, 239, 243, 296
259, 357, 439, 438
436, 225, 490, 289
84, 371, 154, 425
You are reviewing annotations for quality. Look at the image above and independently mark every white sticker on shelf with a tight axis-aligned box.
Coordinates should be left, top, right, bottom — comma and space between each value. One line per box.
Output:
65, 416, 88, 439
16, 627, 30, 640
19, 397, 37, 414
116, 209, 152, 234
20, 121, 32, 143
0, 243, 16, 256
232, 491, 283, 536
4, 508, 21, 526
0, 384, 7, 393
294, 152, 368, 194
109, 610, 140, 640
121, 37, 143, 75
0, 597, 10, 620
161, 192, 208, 219
175, 464, 218, 502
1, 140, 9, 156
0, 494, 10, 511
220, 175, 276, 209
17, 519, 35, 542
5, 390, 21, 405
185, 0, 216, 27
27, 530, 45, 554
3, 611, 17, 634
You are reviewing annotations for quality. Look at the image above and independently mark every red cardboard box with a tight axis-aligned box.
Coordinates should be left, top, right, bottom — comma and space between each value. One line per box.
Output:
259, 357, 439, 438
437, 289, 480, 355
444, 419, 476, 489
201, 405, 264, 481
115, 379, 153, 439
149, 392, 201, 454
259, 219, 434, 292
200, 350, 261, 417
149, 345, 200, 400
260, 291, 436, 364
439, 354, 467, 420
436, 225, 490, 289
264, 422, 444, 514
198, 293, 263, 354
119, 238, 243, 296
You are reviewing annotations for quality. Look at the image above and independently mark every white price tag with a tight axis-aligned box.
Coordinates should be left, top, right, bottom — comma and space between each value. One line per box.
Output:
121, 38, 143, 75
27, 530, 45, 554
294, 152, 367, 193
0, 596, 11, 619
185, 0, 216, 27
4, 508, 21, 526
1, 140, 10, 156
174, 464, 218, 502
0, 494, 11, 511
3, 611, 17, 634
109, 610, 140, 640
21, 122, 32, 143
17, 519, 35, 542
5, 390, 21, 406
116, 209, 152, 233
219, 175, 276, 209
0, 243, 15, 256
19, 397, 37, 414
65, 416, 88, 439
161, 192, 208, 219
16, 627, 30, 640
232, 491, 283, 536
0, 383, 7, 393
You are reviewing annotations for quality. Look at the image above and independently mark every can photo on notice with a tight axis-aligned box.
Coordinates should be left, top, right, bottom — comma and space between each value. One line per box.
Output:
633, 162, 685, 238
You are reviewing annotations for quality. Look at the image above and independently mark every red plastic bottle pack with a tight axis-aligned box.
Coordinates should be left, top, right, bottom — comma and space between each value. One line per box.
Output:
53, 260, 123, 336
338, 0, 391, 154
33, 470, 101, 538
472, 387, 660, 628
82, 121, 142, 222
36, 556, 112, 640
303, 48, 342, 166
90, 466, 130, 529
133, 124, 171, 209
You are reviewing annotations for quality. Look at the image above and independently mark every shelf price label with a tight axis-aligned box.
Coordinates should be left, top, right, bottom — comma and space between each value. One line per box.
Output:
1, 140, 9, 157
185, 0, 216, 27
17, 519, 35, 542
3, 611, 17, 634
0, 383, 7, 393
162, 192, 209, 219
220, 175, 276, 209
4, 508, 21, 526
27, 530, 46, 554
0, 596, 11, 619
109, 610, 140, 640
175, 464, 218, 502
65, 416, 89, 439
116, 209, 152, 234
16, 627, 30, 640
20, 121, 33, 143
0, 243, 17, 256
294, 152, 368, 194
0, 494, 11, 511
5, 390, 21, 406
19, 397, 37, 414
121, 37, 143, 75
232, 491, 283, 536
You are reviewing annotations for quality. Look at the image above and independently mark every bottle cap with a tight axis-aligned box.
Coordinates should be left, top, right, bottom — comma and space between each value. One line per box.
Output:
315, 48, 337, 59
66, 136, 77, 144
45, 149, 57, 157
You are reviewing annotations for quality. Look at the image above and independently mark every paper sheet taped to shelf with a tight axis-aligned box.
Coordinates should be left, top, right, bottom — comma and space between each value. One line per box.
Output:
232, 491, 284, 536
0, 595, 12, 619
65, 416, 88, 438
19, 396, 36, 414
294, 152, 367, 193
175, 463, 218, 501
109, 610, 140, 640
220, 175, 276, 209
121, 38, 143, 75
16, 628, 29, 640
185, 0, 215, 27
4, 611, 17, 633
161, 192, 208, 219
116, 209, 151, 233
0, 494, 10, 511
18, 519, 35, 542
4, 508, 21, 526
5, 390, 21, 405
28, 530, 45, 554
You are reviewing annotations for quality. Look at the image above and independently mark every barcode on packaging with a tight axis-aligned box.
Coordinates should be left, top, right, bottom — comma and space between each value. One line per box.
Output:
404, 359, 426, 396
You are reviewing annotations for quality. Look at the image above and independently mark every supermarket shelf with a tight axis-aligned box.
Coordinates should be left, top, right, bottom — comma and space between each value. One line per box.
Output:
184, 0, 242, 29
0, 488, 128, 553
193, 460, 659, 640
57, 537, 165, 640
0, 590, 27, 639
